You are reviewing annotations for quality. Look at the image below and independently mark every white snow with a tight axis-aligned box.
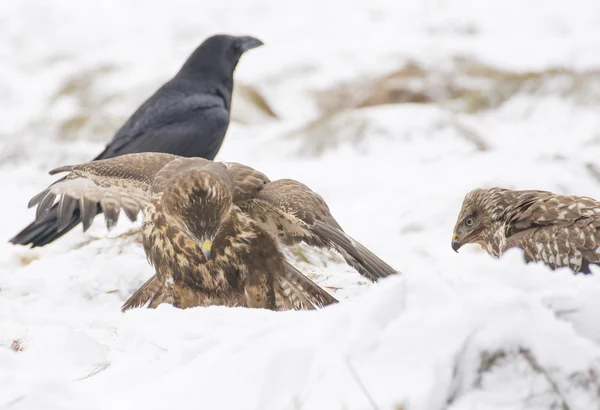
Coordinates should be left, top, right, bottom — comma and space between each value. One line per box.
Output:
2, 0, 600, 409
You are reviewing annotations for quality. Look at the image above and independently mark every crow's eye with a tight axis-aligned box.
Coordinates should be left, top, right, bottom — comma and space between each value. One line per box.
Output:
465, 217, 474, 227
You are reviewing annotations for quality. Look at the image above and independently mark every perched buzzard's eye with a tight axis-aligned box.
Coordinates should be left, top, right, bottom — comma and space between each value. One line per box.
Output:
465, 217, 474, 227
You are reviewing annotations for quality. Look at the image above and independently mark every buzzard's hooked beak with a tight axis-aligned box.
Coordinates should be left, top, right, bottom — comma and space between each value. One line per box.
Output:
451, 234, 462, 253
201, 240, 212, 260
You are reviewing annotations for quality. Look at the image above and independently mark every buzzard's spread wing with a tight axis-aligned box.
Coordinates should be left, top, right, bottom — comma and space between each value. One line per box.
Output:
27, 153, 225, 233
29, 153, 179, 231
246, 179, 399, 281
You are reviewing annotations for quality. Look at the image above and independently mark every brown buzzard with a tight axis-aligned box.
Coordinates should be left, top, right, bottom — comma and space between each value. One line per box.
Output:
452, 187, 600, 274
28, 153, 398, 311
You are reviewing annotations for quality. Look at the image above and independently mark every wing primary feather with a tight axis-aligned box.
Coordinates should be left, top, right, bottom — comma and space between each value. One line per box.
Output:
80, 198, 97, 232
105, 209, 120, 230
56, 195, 77, 232
28, 189, 49, 209
35, 191, 57, 223
313, 221, 398, 281
100, 200, 120, 230
121, 198, 140, 222
353, 239, 399, 279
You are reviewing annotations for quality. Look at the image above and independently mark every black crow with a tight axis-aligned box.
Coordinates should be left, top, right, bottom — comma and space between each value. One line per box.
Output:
10, 34, 263, 247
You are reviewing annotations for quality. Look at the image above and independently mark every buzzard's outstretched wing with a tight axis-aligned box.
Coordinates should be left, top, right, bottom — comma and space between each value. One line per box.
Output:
245, 179, 399, 281
26, 153, 206, 232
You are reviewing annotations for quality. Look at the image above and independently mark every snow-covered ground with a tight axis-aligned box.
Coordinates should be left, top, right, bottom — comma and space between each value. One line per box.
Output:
2, 1, 600, 409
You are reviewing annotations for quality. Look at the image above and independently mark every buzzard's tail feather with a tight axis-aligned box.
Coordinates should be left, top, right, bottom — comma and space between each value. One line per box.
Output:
278, 261, 337, 310
313, 221, 399, 281
121, 275, 166, 312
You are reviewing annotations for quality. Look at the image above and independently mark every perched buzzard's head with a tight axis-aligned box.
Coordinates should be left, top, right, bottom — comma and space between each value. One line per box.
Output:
451, 188, 497, 252
162, 168, 234, 261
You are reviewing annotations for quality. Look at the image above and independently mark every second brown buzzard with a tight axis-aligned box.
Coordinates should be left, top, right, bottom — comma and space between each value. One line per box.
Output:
452, 187, 600, 274
28, 153, 399, 311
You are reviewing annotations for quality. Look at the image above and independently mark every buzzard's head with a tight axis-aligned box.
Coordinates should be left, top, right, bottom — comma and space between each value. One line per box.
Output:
162, 168, 234, 261
452, 188, 495, 252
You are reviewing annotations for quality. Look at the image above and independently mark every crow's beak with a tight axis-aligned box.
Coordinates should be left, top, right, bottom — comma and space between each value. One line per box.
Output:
201, 240, 212, 260
451, 234, 462, 253
239, 36, 264, 52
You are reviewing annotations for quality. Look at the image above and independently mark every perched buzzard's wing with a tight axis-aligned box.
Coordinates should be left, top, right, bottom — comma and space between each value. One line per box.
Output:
28, 153, 180, 232
508, 193, 600, 229
276, 261, 338, 310
246, 179, 399, 281
504, 194, 600, 273
496, 190, 556, 232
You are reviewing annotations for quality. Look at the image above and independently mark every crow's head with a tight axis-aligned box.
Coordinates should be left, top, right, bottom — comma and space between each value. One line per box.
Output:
179, 34, 263, 82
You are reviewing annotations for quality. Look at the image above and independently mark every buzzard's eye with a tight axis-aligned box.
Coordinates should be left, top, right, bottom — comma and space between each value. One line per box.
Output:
465, 217, 474, 227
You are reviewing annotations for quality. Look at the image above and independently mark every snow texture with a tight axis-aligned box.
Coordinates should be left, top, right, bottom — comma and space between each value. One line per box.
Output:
1, 0, 600, 409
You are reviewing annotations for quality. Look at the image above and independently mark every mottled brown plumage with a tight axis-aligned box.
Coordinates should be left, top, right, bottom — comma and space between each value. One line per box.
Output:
452, 187, 600, 274
29, 153, 398, 311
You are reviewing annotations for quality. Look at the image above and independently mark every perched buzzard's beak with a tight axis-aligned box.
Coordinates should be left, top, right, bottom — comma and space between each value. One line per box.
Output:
201, 240, 212, 260
451, 234, 462, 253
